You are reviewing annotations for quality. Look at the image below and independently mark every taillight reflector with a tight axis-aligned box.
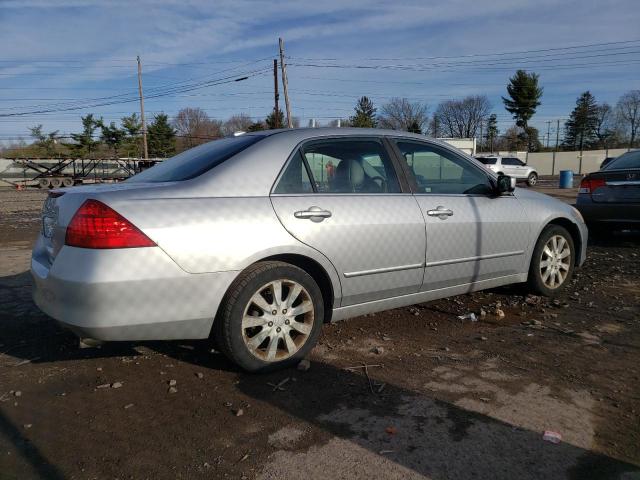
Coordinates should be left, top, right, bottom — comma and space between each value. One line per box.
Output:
578, 177, 606, 194
65, 199, 156, 249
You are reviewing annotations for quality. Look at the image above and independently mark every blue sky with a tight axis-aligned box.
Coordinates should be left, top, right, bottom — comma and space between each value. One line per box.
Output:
0, 0, 639, 145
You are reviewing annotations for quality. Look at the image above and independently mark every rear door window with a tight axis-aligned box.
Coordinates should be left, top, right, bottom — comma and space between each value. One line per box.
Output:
274, 138, 401, 194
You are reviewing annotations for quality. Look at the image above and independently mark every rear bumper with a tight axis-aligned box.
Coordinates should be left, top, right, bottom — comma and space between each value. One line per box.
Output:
31, 238, 238, 341
576, 199, 640, 225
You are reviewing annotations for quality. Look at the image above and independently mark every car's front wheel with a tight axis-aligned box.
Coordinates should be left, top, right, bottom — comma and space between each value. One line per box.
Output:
527, 225, 575, 296
527, 172, 538, 186
214, 261, 324, 372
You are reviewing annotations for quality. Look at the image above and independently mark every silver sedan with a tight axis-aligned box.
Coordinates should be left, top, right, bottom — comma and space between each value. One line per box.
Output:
32, 128, 587, 371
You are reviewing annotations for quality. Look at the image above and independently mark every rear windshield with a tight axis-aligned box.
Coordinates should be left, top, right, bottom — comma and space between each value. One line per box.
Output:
604, 151, 640, 170
127, 135, 264, 183
476, 157, 497, 165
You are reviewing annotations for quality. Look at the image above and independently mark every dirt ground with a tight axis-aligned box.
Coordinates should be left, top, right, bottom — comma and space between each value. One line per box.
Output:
0, 186, 639, 480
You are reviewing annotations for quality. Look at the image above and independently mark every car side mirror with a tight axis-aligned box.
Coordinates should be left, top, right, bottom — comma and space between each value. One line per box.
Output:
496, 174, 516, 194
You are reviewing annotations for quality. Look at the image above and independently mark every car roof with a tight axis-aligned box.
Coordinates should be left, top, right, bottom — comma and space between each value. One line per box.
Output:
246, 127, 456, 149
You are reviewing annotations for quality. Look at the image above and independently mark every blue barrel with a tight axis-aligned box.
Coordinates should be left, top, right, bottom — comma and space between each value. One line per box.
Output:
559, 170, 573, 189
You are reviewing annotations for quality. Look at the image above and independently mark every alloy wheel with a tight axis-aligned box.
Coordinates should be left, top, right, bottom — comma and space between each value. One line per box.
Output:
539, 235, 571, 289
241, 279, 314, 362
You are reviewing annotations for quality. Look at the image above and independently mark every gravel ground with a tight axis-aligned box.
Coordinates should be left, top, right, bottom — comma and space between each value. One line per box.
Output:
0, 186, 639, 480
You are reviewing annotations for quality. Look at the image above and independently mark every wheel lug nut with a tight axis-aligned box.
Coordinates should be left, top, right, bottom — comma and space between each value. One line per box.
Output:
276, 327, 281, 333
272, 310, 277, 315
285, 319, 290, 325
282, 309, 287, 314
268, 321, 273, 327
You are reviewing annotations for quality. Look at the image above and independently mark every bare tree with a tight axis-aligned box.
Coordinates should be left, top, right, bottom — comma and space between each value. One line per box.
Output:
378, 98, 429, 132
434, 95, 491, 138
594, 103, 615, 149
617, 90, 640, 149
222, 113, 254, 136
173, 108, 222, 147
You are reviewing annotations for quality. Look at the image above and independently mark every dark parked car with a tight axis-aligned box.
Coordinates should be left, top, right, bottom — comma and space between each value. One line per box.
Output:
577, 150, 640, 232
600, 157, 616, 169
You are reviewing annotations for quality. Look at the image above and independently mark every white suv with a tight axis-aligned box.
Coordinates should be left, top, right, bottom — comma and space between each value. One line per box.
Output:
476, 156, 538, 186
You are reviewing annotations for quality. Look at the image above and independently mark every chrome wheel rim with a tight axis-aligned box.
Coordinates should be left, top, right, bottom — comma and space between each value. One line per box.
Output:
529, 174, 537, 185
241, 279, 314, 362
540, 235, 571, 289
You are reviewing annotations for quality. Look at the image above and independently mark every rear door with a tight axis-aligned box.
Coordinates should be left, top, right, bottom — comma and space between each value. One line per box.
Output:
391, 140, 530, 292
270, 137, 426, 306
502, 157, 525, 178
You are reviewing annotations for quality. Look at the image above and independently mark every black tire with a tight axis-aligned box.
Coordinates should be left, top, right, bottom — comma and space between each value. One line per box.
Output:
527, 172, 538, 187
214, 261, 324, 373
527, 224, 575, 296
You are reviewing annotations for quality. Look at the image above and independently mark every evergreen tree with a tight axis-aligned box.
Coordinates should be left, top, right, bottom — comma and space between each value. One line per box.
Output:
486, 114, 499, 152
147, 113, 176, 158
70, 114, 101, 157
247, 121, 265, 132
265, 109, 285, 129
29, 124, 60, 157
120, 113, 142, 158
407, 120, 421, 134
502, 70, 543, 150
100, 121, 126, 157
563, 91, 599, 150
350, 96, 377, 128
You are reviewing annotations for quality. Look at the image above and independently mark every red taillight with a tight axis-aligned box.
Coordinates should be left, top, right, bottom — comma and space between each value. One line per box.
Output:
578, 177, 606, 194
65, 199, 156, 249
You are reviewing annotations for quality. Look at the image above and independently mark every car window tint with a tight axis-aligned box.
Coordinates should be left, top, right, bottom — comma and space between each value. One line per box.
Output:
127, 135, 263, 183
273, 151, 313, 194
396, 141, 493, 195
302, 139, 401, 193
502, 157, 523, 166
476, 157, 497, 165
604, 151, 640, 170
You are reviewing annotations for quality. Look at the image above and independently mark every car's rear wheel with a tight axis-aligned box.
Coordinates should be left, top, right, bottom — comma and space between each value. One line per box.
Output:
527, 225, 575, 296
214, 261, 324, 372
527, 172, 538, 186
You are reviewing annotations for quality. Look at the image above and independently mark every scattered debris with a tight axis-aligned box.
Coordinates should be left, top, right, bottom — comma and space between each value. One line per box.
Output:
297, 359, 311, 372
195, 372, 204, 379
371, 346, 384, 355
267, 377, 290, 392
458, 312, 477, 322
96, 384, 110, 389
495, 308, 505, 319
168, 386, 178, 394
168, 379, 177, 387
385, 426, 397, 435
111, 382, 123, 389
23, 424, 32, 429
233, 408, 244, 417
13, 391, 22, 397
543, 430, 562, 444
576, 332, 601, 345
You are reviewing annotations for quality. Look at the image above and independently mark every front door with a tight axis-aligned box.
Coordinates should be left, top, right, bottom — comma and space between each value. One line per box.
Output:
271, 137, 426, 306
391, 140, 530, 292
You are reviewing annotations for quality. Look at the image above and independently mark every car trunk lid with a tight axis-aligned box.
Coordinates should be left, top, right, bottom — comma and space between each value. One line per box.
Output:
587, 170, 640, 203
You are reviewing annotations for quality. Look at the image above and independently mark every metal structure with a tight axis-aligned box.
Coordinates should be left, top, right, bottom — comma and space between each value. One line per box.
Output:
6, 157, 145, 188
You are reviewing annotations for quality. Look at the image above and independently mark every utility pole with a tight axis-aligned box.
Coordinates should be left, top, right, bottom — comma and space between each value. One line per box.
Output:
552, 119, 560, 175
137, 55, 149, 161
546, 120, 551, 148
273, 59, 280, 129
479, 121, 484, 154
278, 38, 293, 128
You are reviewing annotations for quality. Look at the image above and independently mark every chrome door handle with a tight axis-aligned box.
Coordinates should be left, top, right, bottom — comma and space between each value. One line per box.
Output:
426, 206, 453, 219
294, 206, 332, 222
